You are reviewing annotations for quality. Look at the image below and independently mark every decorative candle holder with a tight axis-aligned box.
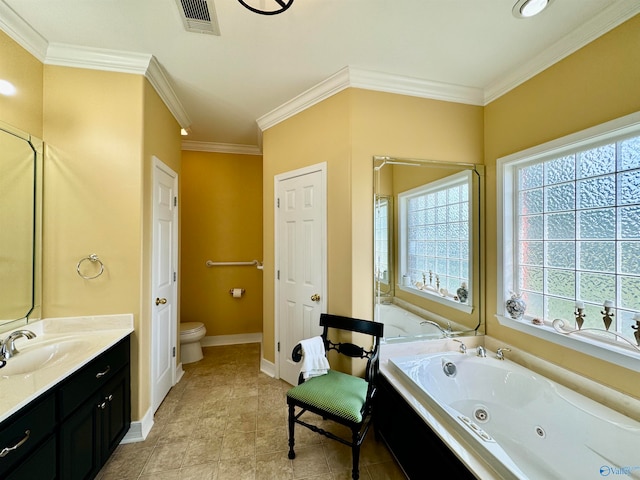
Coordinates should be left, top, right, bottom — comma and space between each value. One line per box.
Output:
574, 307, 585, 330
429, 270, 433, 286
435, 275, 440, 291
633, 314, 640, 347
601, 301, 614, 331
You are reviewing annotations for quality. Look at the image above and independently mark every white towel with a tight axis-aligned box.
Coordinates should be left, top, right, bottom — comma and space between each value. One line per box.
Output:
299, 336, 330, 380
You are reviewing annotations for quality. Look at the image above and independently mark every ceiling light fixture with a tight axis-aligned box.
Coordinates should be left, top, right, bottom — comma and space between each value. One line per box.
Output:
513, 0, 552, 18
237, 0, 294, 16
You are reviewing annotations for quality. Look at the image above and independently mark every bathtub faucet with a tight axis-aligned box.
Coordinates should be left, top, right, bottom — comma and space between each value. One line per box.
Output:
453, 339, 467, 354
496, 347, 511, 360
420, 320, 452, 338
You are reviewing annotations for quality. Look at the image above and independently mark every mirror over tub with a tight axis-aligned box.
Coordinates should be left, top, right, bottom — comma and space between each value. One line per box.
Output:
373, 156, 484, 343
0, 120, 43, 333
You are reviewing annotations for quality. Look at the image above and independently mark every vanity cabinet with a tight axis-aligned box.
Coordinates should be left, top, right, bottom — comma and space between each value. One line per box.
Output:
0, 392, 56, 479
59, 336, 131, 480
0, 334, 130, 480
376, 375, 475, 480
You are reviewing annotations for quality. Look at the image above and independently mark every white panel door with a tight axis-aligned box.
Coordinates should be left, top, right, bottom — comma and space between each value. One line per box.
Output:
277, 165, 326, 385
151, 157, 178, 413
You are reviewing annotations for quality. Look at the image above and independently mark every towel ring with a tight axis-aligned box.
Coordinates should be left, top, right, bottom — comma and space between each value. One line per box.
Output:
77, 254, 104, 279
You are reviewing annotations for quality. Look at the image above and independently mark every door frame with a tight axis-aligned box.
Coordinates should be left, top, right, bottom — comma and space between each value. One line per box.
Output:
274, 162, 327, 380
150, 155, 178, 410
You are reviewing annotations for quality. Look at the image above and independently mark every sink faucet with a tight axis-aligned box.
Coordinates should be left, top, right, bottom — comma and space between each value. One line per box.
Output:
496, 347, 511, 360
476, 345, 486, 357
0, 330, 37, 359
420, 320, 452, 338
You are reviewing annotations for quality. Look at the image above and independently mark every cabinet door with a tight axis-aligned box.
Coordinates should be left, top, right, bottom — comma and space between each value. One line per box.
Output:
6, 435, 56, 480
59, 394, 101, 480
101, 366, 131, 459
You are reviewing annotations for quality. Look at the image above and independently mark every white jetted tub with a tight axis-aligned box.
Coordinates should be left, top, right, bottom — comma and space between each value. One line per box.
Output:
376, 303, 446, 342
389, 351, 640, 480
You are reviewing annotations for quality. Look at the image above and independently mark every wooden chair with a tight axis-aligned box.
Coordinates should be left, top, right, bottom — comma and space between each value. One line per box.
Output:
286, 313, 384, 480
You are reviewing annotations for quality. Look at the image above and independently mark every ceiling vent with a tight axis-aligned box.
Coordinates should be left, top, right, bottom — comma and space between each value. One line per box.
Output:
175, 0, 221, 36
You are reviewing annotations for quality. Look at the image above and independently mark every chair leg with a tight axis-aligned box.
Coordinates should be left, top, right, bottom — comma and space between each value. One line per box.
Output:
351, 430, 361, 480
287, 403, 296, 459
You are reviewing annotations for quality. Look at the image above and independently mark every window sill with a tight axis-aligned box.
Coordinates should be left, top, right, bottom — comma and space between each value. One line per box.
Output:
398, 285, 474, 314
495, 314, 640, 371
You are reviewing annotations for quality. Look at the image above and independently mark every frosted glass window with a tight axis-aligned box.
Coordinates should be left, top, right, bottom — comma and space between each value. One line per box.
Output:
509, 131, 640, 349
399, 171, 471, 305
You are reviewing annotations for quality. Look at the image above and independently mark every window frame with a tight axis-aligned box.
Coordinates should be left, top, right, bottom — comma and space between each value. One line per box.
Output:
397, 169, 474, 314
497, 111, 640, 370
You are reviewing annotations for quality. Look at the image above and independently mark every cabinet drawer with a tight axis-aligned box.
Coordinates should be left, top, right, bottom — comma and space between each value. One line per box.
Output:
0, 392, 55, 476
5, 435, 56, 480
59, 336, 130, 419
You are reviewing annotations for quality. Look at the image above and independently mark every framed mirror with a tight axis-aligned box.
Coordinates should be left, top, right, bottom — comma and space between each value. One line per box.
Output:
0, 121, 42, 331
374, 156, 484, 342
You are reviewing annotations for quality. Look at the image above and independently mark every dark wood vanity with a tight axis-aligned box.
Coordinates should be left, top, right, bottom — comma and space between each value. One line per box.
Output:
375, 374, 475, 479
0, 335, 130, 480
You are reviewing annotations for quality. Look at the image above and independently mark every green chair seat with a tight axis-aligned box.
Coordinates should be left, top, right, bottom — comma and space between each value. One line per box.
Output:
287, 370, 368, 423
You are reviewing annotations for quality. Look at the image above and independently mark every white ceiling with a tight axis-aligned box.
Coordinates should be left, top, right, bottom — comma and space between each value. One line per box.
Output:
1, 0, 639, 152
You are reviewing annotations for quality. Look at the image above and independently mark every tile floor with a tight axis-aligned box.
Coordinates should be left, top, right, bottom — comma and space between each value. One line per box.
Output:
97, 343, 407, 480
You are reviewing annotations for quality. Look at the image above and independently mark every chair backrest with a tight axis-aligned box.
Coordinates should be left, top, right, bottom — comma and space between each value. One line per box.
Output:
319, 313, 384, 383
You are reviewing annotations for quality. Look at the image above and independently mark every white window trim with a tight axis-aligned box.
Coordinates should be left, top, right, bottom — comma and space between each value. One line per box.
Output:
398, 170, 473, 314
496, 111, 640, 370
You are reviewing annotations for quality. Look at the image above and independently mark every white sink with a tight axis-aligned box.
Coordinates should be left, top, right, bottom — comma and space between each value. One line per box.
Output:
0, 337, 91, 377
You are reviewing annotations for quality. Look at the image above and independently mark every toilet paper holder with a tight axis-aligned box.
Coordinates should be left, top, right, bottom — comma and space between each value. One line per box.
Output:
229, 288, 245, 298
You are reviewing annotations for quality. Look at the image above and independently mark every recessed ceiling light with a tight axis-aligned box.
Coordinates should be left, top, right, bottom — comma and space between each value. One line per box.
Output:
513, 0, 552, 19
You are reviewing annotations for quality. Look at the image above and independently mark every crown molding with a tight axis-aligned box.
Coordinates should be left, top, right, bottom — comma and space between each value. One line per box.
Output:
0, 1, 48, 61
484, 0, 640, 103
145, 56, 191, 130
43, 43, 191, 130
181, 141, 262, 155
257, 67, 351, 132
349, 68, 485, 106
257, 66, 484, 132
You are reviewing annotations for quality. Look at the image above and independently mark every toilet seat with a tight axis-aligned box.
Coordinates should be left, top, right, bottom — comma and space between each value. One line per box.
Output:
180, 322, 205, 335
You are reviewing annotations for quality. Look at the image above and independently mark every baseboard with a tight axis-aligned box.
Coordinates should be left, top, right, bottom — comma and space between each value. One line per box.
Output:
260, 356, 275, 378
175, 362, 184, 383
121, 407, 154, 444
201, 332, 262, 346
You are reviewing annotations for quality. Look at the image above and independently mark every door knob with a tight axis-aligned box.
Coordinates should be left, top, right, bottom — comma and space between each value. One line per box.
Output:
155, 297, 167, 306
310, 294, 321, 302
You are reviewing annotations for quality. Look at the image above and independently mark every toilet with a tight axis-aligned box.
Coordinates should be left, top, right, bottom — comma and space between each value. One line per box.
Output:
179, 322, 206, 364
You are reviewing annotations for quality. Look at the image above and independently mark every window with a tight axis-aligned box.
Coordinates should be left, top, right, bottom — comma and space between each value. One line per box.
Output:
374, 196, 390, 285
499, 113, 640, 362
398, 170, 472, 310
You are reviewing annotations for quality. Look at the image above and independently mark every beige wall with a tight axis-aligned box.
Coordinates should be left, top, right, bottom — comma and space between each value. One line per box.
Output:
0, 28, 182, 421
0, 31, 43, 136
262, 89, 483, 363
181, 150, 263, 337
142, 79, 182, 417
262, 91, 351, 362
484, 14, 640, 399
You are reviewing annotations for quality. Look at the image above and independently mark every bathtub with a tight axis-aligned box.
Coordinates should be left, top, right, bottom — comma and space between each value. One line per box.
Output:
389, 351, 640, 480
376, 303, 445, 342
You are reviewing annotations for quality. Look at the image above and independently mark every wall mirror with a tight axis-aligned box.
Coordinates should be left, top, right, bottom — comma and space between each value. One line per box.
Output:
374, 155, 484, 342
0, 121, 42, 332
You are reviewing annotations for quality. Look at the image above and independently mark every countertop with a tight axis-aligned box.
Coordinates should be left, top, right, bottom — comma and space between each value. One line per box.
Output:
0, 314, 134, 423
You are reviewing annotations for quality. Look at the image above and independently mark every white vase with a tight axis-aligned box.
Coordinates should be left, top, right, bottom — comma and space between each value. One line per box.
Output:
506, 292, 526, 319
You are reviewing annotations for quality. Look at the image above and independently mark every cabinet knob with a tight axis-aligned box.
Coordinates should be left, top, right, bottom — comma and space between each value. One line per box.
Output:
98, 402, 107, 410
106, 394, 113, 402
